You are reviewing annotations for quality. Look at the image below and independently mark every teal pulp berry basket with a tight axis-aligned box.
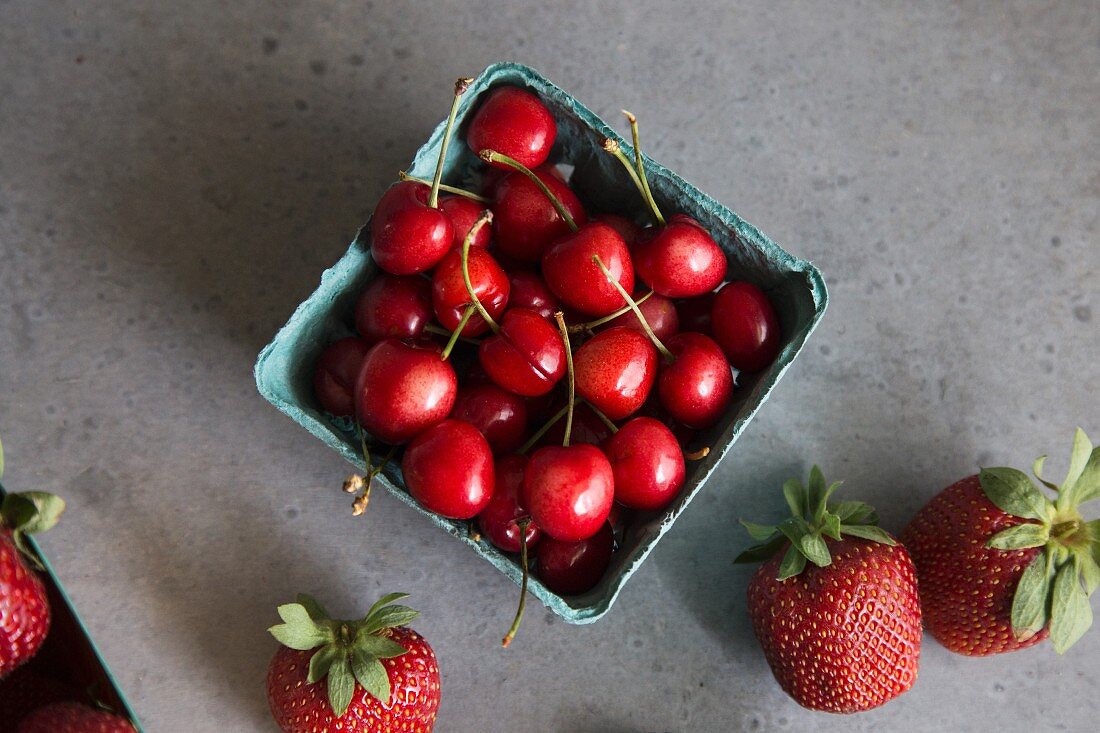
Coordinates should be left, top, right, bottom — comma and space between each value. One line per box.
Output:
254, 62, 827, 624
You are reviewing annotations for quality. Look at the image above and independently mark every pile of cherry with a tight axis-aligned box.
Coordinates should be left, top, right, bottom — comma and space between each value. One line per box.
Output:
311, 78, 781, 643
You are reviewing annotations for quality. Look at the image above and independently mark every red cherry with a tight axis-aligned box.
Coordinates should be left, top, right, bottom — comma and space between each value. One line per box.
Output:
632, 215, 727, 297
603, 417, 685, 511
467, 86, 556, 170
523, 444, 614, 541
508, 270, 560, 321
402, 419, 494, 519
600, 291, 679, 342
369, 181, 454, 275
431, 247, 509, 336
450, 383, 528, 455
354, 274, 432, 344
711, 281, 781, 372
439, 195, 492, 250
479, 308, 566, 397
536, 522, 614, 595
676, 292, 715, 334
477, 455, 541, 553
313, 337, 373, 417
572, 327, 658, 420
542, 222, 634, 317
537, 401, 614, 449
594, 213, 642, 245
657, 332, 734, 429
354, 338, 457, 444
491, 167, 587, 263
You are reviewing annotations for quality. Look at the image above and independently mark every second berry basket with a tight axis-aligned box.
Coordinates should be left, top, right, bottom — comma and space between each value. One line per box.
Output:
254, 62, 827, 623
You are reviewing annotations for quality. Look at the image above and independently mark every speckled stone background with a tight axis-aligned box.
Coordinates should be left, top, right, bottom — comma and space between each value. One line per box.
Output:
1, 1, 1097, 731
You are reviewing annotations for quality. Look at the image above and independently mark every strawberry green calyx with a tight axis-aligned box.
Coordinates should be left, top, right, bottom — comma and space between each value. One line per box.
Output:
734, 466, 895, 581
267, 592, 419, 717
980, 428, 1100, 654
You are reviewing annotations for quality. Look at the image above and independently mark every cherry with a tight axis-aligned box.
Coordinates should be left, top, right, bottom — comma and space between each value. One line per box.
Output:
572, 326, 658, 420
450, 383, 528, 455
467, 86, 556, 170
477, 455, 541, 553
440, 195, 492, 250
354, 338, 457, 444
354, 274, 432, 344
600, 290, 679, 342
676, 292, 715, 334
313, 337, 373, 417
402, 419, 494, 519
508, 270, 560, 321
542, 221, 634, 316
431, 246, 509, 336
478, 308, 566, 397
536, 522, 614, 596
594, 213, 641, 245
537, 400, 614, 449
603, 417, 685, 511
523, 443, 614, 542
633, 214, 727, 297
710, 281, 781, 372
657, 332, 734, 429
489, 165, 587, 263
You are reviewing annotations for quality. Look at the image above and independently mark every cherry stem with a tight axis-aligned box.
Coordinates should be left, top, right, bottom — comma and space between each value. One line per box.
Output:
399, 171, 489, 204
568, 290, 655, 333
501, 518, 532, 648
367, 446, 398, 481
479, 150, 578, 232
592, 255, 673, 360
440, 304, 476, 360
622, 110, 665, 225
554, 312, 576, 447
424, 322, 482, 345
584, 400, 619, 434
427, 78, 473, 209
359, 424, 373, 476
684, 446, 711, 461
460, 210, 499, 333
518, 402, 572, 455
601, 137, 663, 225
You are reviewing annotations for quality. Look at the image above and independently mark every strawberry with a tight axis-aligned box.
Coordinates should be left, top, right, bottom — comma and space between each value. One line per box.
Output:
901, 428, 1100, 656
15, 702, 136, 733
266, 593, 440, 733
0, 668, 81, 733
735, 467, 922, 713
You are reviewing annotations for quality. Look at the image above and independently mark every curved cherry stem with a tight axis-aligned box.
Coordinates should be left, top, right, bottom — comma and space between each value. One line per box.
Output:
684, 446, 711, 461
567, 290, 655, 333
517, 402, 573, 455
555, 312, 575, 447
501, 517, 532, 648
583, 400, 619, 434
460, 211, 500, 333
440, 305, 476, 360
359, 424, 373, 477
399, 171, 489, 204
427, 77, 473, 209
592, 255, 674, 360
601, 137, 663, 225
479, 150, 578, 232
424, 322, 482, 345
622, 110, 665, 225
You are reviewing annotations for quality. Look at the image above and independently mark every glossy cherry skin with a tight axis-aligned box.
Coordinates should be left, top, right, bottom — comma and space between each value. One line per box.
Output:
542, 222, 634, 317
601, 291, 680, 342
536, 522, 614, 595
710, 281, 781, 372
537, 401, 614, 450
508, 270, 560, 321
658, 332, 734, 429
603, 417, 685, 511
466, 86, 556, 170
439, 195, 491, 250
595, 213, 642, 245
354, 274, 432, 344
478, 308, 566, 397
477, 455, 541, 553
369, 181, 453, 275
676, 292, 715, 334
523, 444, 614, 542
354, 338, 457, 444
450, 383, 528, 455
491, 167, 587, 263
431, 248, 510, 336
633, 215, 727, 297
402, 419, 495, 519
573, 327, 658, 421
312, 337, 373, 417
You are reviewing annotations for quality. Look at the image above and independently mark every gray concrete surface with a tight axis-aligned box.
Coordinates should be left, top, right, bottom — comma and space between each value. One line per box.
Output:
1, 1, 1098, 730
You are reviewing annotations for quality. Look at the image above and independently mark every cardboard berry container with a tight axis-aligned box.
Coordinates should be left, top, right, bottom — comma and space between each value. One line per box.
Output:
0, 482, 144, 729
254, 62, 828, 624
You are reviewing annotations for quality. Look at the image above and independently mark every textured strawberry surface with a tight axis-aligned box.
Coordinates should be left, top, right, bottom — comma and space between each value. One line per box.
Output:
0, 529, 51, 679
747, 537, 922, 713
267, 626, 440, 733
15, 702, 135, 733
901, 475, 1047, 655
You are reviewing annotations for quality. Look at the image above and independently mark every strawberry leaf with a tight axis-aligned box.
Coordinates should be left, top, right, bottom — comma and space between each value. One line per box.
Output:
1050, 560, 1092, 654
776, 544, 807, 581
799, 532, 831, 567
1011, 551, 1053, 639
307, 645, 340, 684
733, 535, 786, 564
1077, 552, 1100, 595
365, 592, 410, 621
1066, 446, 1100, 507
980, 467, 1049, 520
782, 479, 806, 520
1032, 455, 1060, 492
822, 512, 842, 541
362, 606, 420, 635
1, 492, 65, 536
987, 523, 1049, 550
1059, 428, 1092, 497
350, 650, 391, 704
327, 655, 356, 717
269, 604, 334, 651
296, 594, 331, 625
839, 524, 896, 546
740, 520, 778, 542
831, 500, 877, 525
355, 634, 409, 660
807, 466, 826, 519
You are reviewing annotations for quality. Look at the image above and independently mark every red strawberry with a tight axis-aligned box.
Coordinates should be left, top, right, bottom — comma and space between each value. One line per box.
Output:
266, 593, 440, 733
15, 702, 135, 733
0, 668, 81, 732
901, 428, 1100, 656
736, 467, 922, 713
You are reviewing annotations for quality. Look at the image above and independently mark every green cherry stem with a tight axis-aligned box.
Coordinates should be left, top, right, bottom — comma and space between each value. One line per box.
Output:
517, 402, 572, 455
554, 312, 576, 447
424, 322, 482, 345
501, 518, 532, 648
440, 305, 476, 360
399, 170, 489, 204
479, 150, 578, 232
460, 210, 500, 333
601, 137, 664, 224
583, 399, 619, 434
567, 290, 655, 333
622, 110, 665, 225
427, 77, 473, 209
592, 255, 674, 361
